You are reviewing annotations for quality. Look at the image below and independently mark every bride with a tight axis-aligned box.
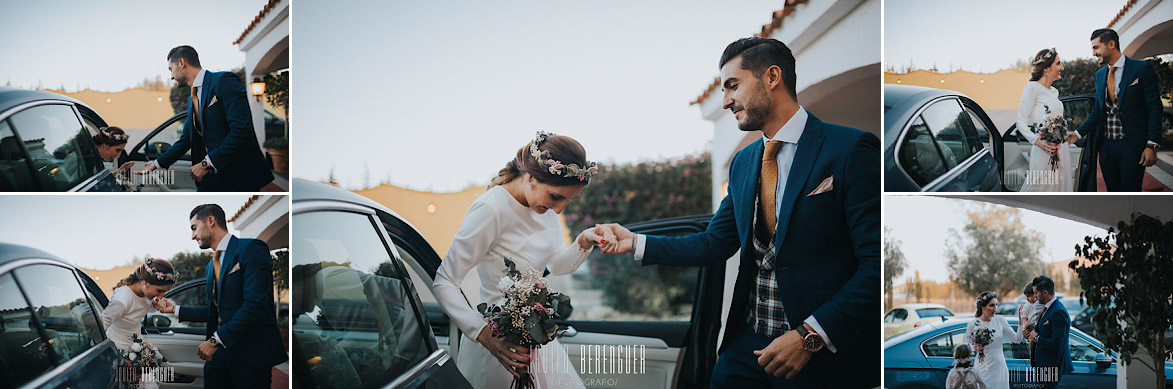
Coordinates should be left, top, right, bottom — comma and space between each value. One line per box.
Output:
101, 258, 178, 387
1015, 48, 1075, 191
433, 132, 615, 388
965, 292, 1025, 389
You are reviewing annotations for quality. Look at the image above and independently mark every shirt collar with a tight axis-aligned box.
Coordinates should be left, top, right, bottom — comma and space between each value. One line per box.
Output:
214, 233, 235, 253
192, 69, 207, 89
1111, 55, 1126, 69
760, 106, 808, 144
1043, 297, 1056, 309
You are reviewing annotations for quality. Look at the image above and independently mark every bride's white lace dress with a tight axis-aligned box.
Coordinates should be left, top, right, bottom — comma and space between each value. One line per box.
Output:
1015, 81, 1071, 191
964, 315, 1025, 389
101, 285, 155, 351
433, 186, 590, 388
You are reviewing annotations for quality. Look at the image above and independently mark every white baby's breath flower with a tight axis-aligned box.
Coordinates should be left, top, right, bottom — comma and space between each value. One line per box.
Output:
497, 276, 516, 292
131, 342, 142, 352
128, 352, 137, 361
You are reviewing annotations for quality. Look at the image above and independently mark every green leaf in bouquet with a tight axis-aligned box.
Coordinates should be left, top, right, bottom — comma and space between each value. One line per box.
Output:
535, 288, 548, 305
503, 257, 520, 277
528, 320, 547, 345
477, 303, 488, 315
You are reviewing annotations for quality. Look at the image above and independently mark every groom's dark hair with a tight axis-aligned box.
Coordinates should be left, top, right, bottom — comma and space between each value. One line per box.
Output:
167, 45, 202, 68
1090, 29, 1120, 51
1033, 275, 1055, 295
190, 204, 227, 230
719, 37, 798, 100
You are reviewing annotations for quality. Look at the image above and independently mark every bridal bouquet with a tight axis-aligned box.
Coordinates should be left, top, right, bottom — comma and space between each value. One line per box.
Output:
971, 327, 995, 362
117, 334, 166, 389
477, 257, 572, 389
1027, 106, 1070, 170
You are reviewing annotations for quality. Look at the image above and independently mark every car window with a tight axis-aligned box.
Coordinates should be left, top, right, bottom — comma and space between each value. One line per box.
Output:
148, 282, 207, 331
916, 308, 952, 318
922, 328, 966, 357
1063, 98, 1092, 131
140, 117, 190, 161
921, 98, 983, 168
898, 116, 949, 187
1070, 334, 1102, 362
12, 264, 100, 363
8, 104, 104, 190
386, 240, 446, 343
893, 309, 908, 321
964, 106, 993, 152
292, 210, 434, 389
0, 273, 56, 387
0, 119, 38, 191
884, 310, 896, 323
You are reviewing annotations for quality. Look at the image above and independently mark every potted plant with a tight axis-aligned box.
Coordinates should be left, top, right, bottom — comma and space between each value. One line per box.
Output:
265, 137, 289, 174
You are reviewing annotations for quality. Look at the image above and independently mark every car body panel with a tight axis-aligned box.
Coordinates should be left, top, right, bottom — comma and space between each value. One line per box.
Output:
885, 85, 1002, 192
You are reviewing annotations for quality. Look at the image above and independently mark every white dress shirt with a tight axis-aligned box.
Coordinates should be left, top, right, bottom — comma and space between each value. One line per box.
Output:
177, 233, 234, 347
634, 106, 837, 352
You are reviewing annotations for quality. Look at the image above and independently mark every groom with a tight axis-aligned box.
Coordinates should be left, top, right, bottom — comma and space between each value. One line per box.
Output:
154, 204, 286, 387
1070, 29, 1163, 192
602, 37, 880, 387
140, 45, 275, 191
1029, 276, 1073, 388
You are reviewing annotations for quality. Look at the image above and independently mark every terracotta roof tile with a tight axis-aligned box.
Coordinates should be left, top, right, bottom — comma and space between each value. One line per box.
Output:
230, 195, 260, 223
691, 0, 810, 105
1108, 0, 1137, 28
234, 0, 282, 45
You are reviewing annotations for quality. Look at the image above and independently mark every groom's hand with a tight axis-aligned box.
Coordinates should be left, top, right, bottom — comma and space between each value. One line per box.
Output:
753, 329, 813, 379
1140, 148, 1157, 167
190, 163, 210, 183
152, 297, 175, 313
197, 339, 219, 361
597, 223, 635, 255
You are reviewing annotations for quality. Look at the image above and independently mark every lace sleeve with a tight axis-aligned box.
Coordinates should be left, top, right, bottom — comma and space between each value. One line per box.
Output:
1015, 83, 1041, 144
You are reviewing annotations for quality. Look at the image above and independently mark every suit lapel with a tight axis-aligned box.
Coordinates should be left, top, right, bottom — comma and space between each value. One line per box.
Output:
738, 139, 764, 247
774, 115, 825, 244
1118, 58, 1137, 101
199, 72, 216, 135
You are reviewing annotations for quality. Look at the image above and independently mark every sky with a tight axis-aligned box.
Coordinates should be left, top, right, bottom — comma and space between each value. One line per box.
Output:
883, 196, 1107, 284
293, 1, 790, 191
0, 0, 270, 92
885, 0, 1127, 73
0, 195, 256, 270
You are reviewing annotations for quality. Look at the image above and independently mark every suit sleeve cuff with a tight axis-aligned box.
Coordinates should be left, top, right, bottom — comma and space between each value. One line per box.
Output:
213, 332, 225, 348
804, 316, 837, 353
634, 234, 647, 260
147, 160, 161, 170
1148, 140, 1159, 146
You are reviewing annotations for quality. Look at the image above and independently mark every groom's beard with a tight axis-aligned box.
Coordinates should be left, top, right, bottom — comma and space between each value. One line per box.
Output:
737, 85, 772, 132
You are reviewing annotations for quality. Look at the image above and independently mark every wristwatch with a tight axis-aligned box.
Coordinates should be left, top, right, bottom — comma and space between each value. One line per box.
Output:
1147, 144, 1161, 152
201, 160, 210, 169
796, 324, 825, 352
209, 337, 219, 347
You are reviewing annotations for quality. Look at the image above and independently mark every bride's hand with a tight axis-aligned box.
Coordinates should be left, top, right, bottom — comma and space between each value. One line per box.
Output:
577, 226, 617, 252
477, 326, 530, 379
596, 223, 635, 255
152, 297, 175, 313
1034, 139, 1059, 155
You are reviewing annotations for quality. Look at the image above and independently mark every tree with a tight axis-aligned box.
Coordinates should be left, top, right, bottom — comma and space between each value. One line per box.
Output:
272, 249, 289, 301
1145, 57, 1173, 102
170, 251, 212, 285
945, 204, 1046, 299
1072, 213, 1172, 388
1054, 58, 1101, 96
910, 271, 925, 303
884, 226, 908, 309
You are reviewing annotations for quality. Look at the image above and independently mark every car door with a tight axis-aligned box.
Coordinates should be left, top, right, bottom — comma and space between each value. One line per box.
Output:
998, 95, 1096, 192
139, 280, 212, 388
291, 206, 472, 389
895, 97, 1000, 191
126, 113, 198, 191
0, 101, 117, 191
379, 210, 722, 388
0, 262, 119, 388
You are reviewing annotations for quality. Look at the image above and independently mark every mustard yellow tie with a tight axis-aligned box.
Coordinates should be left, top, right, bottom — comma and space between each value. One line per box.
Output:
759, 140, 784, 238
1107, 66, 1117, 105
191, 86, 201, 123
212, 250, 221, 286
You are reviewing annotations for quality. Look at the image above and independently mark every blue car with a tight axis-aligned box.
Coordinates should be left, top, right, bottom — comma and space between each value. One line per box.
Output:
884, 317, 1173, 387
884, 84, 1098, 192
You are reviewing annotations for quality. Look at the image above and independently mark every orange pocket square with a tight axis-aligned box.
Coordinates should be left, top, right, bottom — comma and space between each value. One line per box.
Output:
807, 176, 833, 196
228, 262, 241, 274
1129, 78, 1138, 86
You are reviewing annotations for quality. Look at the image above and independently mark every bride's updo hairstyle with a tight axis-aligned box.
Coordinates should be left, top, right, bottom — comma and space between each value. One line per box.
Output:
975, 291, 998, 317
1029, 48, 1058, 81
93, 126, 129, 147
113, 258, 178, 292
489, 132, 594, 188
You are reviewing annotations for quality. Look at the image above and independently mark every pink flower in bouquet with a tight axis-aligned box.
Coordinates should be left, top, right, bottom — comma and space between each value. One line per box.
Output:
535, 282, 546, 289
489, 320, 504, 336
534, 303, 547, 313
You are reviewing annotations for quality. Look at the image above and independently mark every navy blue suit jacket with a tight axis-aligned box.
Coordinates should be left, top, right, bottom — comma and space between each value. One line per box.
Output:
157, 71, 274, 191
179, 236, 287, 370
1073, 57, 1163, 152
642, 113, 880, 387
1031, 299, 1074, 377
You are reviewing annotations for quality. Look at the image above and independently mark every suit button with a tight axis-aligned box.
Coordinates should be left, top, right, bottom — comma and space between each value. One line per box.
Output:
759, 295, 766, 302
758, 319, 766, 327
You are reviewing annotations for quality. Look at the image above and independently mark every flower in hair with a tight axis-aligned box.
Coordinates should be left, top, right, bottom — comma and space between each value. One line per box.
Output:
530, 131, 600, 180
143, 258, 177, 283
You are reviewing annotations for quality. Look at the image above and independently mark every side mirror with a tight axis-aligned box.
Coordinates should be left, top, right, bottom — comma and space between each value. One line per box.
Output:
147, 315, 172, 329
1095, 353, 1113, 368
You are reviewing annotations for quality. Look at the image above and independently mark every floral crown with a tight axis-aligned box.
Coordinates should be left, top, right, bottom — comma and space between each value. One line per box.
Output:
99, 127, 129, 141
528, 131, 598, 181
143, 258, 177, 283
1032, 48, 1057, 66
